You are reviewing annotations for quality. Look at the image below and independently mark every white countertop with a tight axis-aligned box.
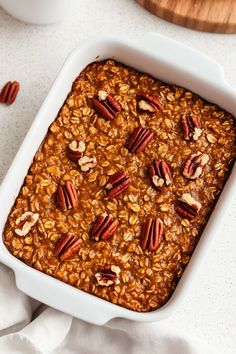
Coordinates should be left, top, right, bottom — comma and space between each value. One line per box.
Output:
0, 1, 235, 353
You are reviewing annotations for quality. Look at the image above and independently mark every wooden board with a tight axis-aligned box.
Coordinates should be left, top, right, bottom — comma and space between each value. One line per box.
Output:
135, 0, 236, 33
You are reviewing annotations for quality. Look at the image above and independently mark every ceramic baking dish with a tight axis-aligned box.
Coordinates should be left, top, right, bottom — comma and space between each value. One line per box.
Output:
0, 33, 235, 325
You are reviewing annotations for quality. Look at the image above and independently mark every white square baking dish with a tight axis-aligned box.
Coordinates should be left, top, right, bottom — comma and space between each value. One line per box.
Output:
0, 33, 235, 325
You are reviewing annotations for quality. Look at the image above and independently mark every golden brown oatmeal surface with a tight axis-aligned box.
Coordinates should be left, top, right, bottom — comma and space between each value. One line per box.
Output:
4, 60, 236, 312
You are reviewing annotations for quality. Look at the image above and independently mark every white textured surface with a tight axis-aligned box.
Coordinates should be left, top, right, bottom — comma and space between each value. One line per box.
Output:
0, 0, 235, 352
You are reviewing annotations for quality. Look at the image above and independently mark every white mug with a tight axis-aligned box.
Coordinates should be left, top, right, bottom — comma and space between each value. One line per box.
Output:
0, 0, 73, 25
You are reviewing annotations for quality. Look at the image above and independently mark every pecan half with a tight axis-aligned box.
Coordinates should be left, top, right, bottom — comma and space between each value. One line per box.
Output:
126, 127, 154, 153
67, 140, 85, 162
183, 152, 209, 180
92, 90, 122, 121
176, 193, 202, 220
56, 181, 78, 211
95, 265, 120, 286
91, 215, 119, 241
138, 92, 162, 113
0, 81, 20, 105
106, 171, 131, 198
78, 155, 97, 172
181, 112, 202, 141
15, 211, 39, 236
149, 160, 172, 189
54, 235, 82, 261
141, 217, 164, 252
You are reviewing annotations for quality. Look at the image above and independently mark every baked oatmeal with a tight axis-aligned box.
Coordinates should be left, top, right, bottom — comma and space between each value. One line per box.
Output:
3, 60, 236, 312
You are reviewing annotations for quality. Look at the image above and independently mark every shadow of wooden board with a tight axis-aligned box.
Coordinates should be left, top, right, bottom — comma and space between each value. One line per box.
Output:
135, 0, 236, 33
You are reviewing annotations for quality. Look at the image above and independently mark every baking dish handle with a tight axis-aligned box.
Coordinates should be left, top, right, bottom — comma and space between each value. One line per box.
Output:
137, 32, 226, 87
13, 267, 117, 325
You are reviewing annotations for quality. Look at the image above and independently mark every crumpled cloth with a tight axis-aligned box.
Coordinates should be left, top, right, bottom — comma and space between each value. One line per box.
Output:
0, 264, 219, 354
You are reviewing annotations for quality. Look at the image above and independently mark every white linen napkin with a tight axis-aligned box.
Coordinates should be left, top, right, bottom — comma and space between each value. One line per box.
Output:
0, 264, 219, 354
